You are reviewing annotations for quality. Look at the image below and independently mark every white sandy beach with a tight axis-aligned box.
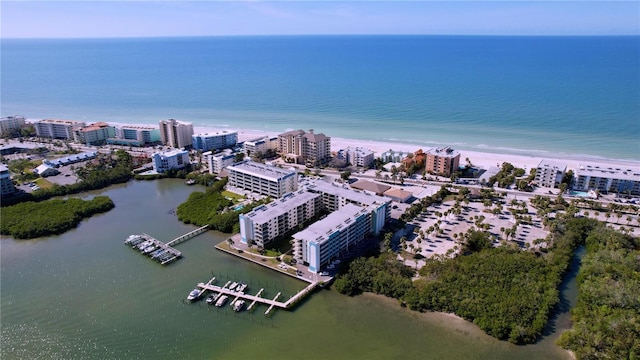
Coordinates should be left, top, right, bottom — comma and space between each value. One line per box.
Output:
97, 121, 639, 173
194, 125, 640, 173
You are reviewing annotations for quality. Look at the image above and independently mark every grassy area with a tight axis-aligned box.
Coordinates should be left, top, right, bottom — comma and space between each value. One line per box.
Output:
221, 190, 245, 201
34, 178, 54, 189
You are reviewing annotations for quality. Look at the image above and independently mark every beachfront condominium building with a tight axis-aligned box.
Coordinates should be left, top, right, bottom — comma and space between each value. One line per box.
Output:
107, 125, 161, 146
304, 180, 390, 226
574, 164, 640, 195
425, 147, 461, 177
336, 147, 375, 168
0, 164, 16, 198
534, 159, 567, 188
293, 203, 376, 273
244, 136, 278, 158
239, 190, 322, 246
227, 160, 298, 198
0, 115, 26, 136
152, 149, 190, 173
192, 131, 238, 152
73, 122, 116, 145
380, 149, 410, 163
159, 119, 194, 149
278, 129, 331, 167
209, 149, 236, 174
34, 119, 86, 140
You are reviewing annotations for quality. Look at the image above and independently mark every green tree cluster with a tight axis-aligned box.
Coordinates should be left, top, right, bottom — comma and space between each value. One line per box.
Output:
2, 150, 133, 207
487, 162, 526, 188
0, 196, 115, 239
176, 178, 270, 233
335, 218, 604, 345
557, 226, 640, 359
333, 252, 414, 298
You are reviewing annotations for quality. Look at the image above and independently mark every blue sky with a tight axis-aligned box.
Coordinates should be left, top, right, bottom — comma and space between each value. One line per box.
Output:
1, 1, 638, 38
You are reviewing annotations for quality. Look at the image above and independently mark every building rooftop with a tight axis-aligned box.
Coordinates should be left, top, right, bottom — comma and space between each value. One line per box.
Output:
193, 131, 237, 137
80, 122, 111, 132
229, 160, 296, 181
350, 180, 391, 195
536, 159, 567, 171
304, 180, 389, 206
426, 146, 460, 158
293, 203, 368, 245
244, 190, 321, 223
576, 164, 640, 181
156, 149, 188, 157
39, 119, 86, 125
119, 125, 157, 130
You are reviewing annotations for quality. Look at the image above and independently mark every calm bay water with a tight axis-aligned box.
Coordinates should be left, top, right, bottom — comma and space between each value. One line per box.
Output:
1, 35, 639, 160
1, 180, 574, 359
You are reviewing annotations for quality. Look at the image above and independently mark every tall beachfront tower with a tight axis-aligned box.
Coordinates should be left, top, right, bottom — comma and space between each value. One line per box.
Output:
425, 147, 460, 177
277, 129, 331, 167
535, 159, 567, 188
159, 119, 194, 149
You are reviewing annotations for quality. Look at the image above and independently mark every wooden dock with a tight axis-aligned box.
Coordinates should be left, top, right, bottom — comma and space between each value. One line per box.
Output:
166, 225, 209, 247
124, 225, 209, 265
196, 280, 319, 316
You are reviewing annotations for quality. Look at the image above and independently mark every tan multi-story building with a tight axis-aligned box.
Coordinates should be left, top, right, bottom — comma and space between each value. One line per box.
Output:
34, 119, 86, 140
0, 115, 26, 136
278, 129, 331, 167
73, 122, 116, 145
159, 119, 194, 149
425, 147, 460, 177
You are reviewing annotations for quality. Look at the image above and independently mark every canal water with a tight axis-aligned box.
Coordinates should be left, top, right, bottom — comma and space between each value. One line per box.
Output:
1, 179, 574, 359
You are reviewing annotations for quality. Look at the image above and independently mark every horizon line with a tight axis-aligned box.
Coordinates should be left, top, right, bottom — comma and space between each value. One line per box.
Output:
3, 33, 639, 41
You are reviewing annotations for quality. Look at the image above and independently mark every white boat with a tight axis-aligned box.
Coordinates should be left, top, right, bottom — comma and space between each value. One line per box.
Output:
233, 300, 245, 312
236, 282, 248, 293
187, 288, 201, 302
229, 282, 238, 291
206, 293, 220, 305
215, 295, 228, 307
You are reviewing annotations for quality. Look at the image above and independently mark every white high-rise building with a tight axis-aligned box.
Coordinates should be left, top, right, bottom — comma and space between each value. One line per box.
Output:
534, 160, 567, 188
34, 119, 86, 140
239, 190, 322, 246
0, 115, 26, 136
337, 147, 375, 168
227, 160, 298, 198
209, 150, 236, 174
152, 149, 190, 173
159, 119, 194, 149
192, 131, 238, 152
574, 164, 640, 195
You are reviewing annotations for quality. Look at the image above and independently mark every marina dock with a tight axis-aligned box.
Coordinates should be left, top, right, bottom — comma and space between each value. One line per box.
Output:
124, 225, 209, 265
196, 279, 320, 316
124, 233, 181, 265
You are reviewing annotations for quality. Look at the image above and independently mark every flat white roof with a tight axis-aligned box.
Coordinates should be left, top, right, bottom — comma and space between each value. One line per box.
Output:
156, 149, 188, 157
576, 164, 640, 181
245, 190, 321, 224
293, 203, 368, 245
229, 160, 296, 181
536, 159, 567, 171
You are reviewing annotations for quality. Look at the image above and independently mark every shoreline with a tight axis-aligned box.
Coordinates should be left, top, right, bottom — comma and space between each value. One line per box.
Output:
24, 119, 640, 172
188, 123, 640, 172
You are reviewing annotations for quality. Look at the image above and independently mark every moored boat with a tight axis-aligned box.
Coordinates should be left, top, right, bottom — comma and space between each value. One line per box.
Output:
229, 282, 238, 291
215, 295, 228, 307
206, 293, 220, 305
187, 288, 201, 302
236, 282, 248, 293
233, 300, 245, 312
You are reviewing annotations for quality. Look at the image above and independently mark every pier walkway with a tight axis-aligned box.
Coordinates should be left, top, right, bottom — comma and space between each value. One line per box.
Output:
196, 279, 319, 316
167, 225, 209, 247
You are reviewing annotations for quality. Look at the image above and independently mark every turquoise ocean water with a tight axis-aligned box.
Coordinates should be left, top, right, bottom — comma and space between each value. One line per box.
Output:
1, 35, 638, 160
